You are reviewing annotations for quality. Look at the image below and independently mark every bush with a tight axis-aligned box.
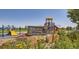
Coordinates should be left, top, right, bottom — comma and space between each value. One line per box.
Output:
54, 32, 73, 49
54, 30, 79, 49
67, 31, 79, 48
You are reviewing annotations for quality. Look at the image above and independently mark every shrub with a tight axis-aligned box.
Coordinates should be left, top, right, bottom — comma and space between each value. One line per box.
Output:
67, 31, 79, 48
53, 30, 74, 49
36, 39, 46, 49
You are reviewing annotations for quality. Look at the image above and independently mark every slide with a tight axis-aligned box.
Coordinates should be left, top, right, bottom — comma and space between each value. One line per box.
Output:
10, 30, 17, 36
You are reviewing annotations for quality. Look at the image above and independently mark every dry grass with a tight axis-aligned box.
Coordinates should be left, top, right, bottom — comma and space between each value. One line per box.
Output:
0, 33, 59, 49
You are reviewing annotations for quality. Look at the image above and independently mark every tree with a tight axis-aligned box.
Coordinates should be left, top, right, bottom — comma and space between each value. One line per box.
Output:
25, 26, 27, 29
12, 25, 16, 30
7, 25, 10, 30
67, 9, 79, 29
66, 26, 72, 30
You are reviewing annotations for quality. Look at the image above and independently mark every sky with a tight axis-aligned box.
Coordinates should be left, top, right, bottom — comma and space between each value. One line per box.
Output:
0, 9, 77, 27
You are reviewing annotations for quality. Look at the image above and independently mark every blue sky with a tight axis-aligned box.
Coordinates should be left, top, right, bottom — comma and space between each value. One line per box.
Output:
0, 9, 76, 27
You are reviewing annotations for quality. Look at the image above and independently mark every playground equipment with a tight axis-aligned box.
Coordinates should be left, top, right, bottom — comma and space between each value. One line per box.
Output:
0, 17, 59, 38
28, 17, 58, 35
0, 25, 18, 37
7, 25, 17, 36
8, 30, 17, 36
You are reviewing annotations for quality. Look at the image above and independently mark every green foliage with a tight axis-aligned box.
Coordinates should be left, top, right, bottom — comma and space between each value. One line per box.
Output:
54, 30, 73, 49
67, 9, 79, 23
67, 9, 79, 29
37, 39, 46, 49
54, 30, 79, 49
67, 31, 79, 41
66, 26, 72, 30
67, 31, 79, 48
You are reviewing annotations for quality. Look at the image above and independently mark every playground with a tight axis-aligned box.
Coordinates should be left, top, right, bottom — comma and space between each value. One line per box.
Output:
1, 9, 79, 49
0, 17, 78, 49
0, 17, 58, 38
0, 17, 60, 48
